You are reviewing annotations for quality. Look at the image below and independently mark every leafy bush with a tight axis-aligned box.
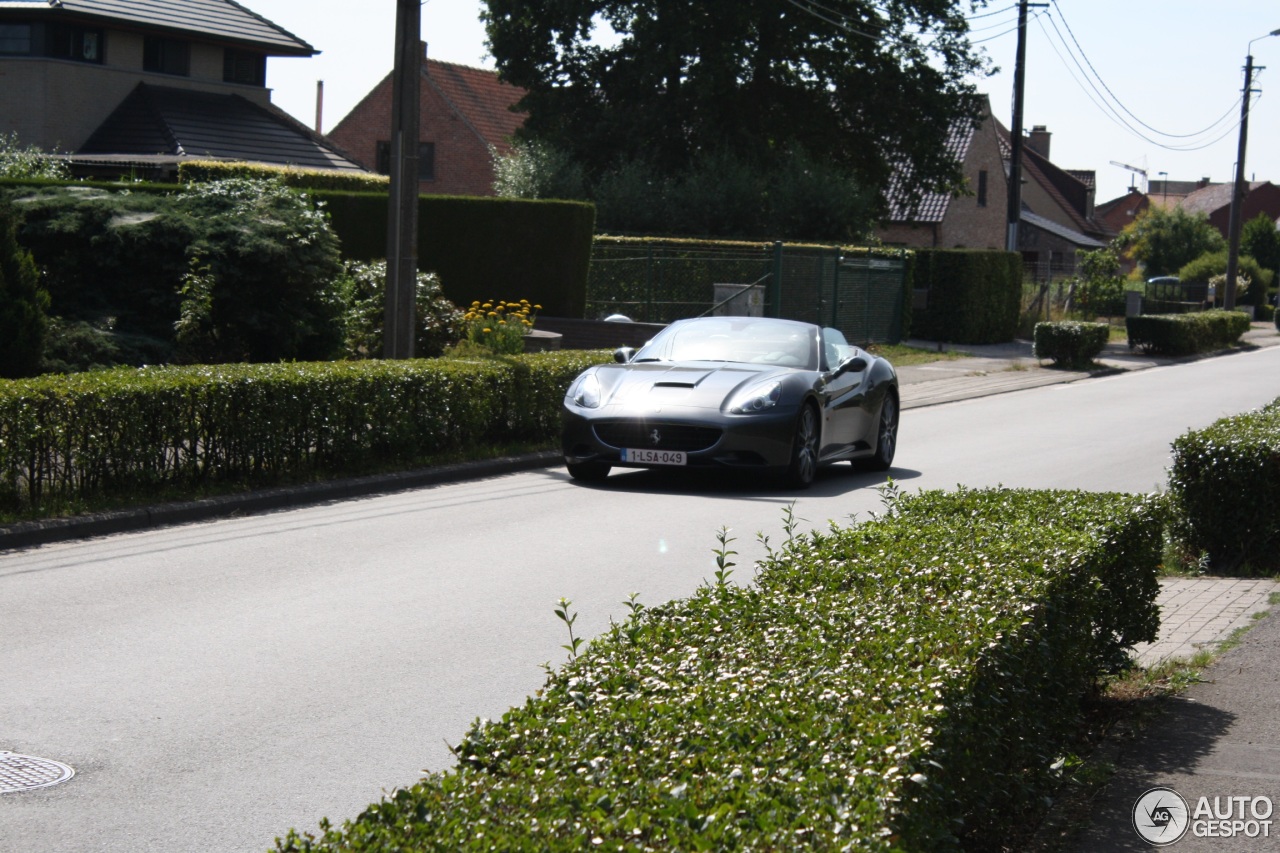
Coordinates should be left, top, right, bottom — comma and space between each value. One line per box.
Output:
0, 351, 609, 517
336, 260, 464, 359
41, 317, 171, 374
0, 199, 49, 378
1168, 398, 1280, 574
1125, 310, 1251, 356
1071, 248, 1126, 317
1033, 320, 1109, 369
0, 133, 70, 181
272, 488, 1161, 852
1177, 250, 1269, 307
172, 177, 345, 363
9, 185, 191, 343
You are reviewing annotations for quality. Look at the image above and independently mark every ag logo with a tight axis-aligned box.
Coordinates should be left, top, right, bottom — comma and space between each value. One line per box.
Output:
1133, 786, 1190, 845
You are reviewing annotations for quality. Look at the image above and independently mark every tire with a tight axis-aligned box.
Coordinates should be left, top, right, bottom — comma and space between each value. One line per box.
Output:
864, 391, 898, 472
785, 404, 820, 488
566, 461, 611, 482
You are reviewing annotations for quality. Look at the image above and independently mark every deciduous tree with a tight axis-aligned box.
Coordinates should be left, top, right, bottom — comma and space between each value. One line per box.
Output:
483, 0, 988, 225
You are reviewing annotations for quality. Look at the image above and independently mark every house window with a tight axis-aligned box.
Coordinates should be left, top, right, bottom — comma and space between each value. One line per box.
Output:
0, 23, 32, 55
977, 169, 988, 207
223, 49, 265, 86
376, 140, 436, 180
45, 23, 103, 63
144, 36, 190, 76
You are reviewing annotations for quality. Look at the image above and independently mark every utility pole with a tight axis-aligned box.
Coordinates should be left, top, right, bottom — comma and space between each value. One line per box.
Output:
1006, 0, 1048, 253
384, 0, 421, 359
1225, 30, 1280, 311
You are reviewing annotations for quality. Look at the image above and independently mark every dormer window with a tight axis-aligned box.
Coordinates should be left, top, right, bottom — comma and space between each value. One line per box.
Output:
0, 23, 32, 55
47, 23, 103, 63
223, 49, 265, 86
144, 36, 189, 76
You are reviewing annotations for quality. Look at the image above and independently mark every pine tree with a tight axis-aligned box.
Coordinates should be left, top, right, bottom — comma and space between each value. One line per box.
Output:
0, 201, 50, 378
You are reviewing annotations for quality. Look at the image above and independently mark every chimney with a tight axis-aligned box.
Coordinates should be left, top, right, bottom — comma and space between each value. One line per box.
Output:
1026, 125, 1051, 159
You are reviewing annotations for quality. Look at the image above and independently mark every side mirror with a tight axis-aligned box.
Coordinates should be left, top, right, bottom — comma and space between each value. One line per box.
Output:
614, 347, 636, 364
830, 356, 868, 378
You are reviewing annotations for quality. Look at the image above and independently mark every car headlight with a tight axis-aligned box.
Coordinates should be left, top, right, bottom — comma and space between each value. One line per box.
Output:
728, 379, 782, 413
569, 372, 603, 408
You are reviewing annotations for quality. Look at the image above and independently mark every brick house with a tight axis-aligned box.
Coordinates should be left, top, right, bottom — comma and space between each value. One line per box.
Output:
876, 104, 1108, 279
0, 0, 362, 178
326, 47, 526, 197
876, 95, 1009, 250
1096, 179, 1280, 246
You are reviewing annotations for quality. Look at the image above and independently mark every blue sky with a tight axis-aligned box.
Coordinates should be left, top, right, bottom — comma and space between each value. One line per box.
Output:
248, 1, 1280, 208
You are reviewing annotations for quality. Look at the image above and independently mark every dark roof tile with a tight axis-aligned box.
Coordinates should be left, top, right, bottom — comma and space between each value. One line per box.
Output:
8, 0, 314, 54
79, 83, 363, 170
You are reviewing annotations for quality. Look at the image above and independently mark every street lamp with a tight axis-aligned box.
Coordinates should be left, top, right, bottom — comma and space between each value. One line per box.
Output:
1224, 28, 1280, 312
1157, 170, 1168, 206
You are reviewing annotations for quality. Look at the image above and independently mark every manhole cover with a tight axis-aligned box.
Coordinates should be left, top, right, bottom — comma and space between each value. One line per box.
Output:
0, 751, 75, 793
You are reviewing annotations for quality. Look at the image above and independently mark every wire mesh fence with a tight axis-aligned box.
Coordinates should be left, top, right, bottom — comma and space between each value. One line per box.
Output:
586, 241, 908, 345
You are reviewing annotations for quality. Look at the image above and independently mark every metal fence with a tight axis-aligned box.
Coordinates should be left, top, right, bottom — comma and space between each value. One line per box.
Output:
586, 242, 908, 345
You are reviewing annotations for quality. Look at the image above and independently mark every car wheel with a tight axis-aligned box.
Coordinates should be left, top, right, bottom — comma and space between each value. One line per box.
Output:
566, 461, 611, 482
785, 404, 820, 488
864, 391, 898, 472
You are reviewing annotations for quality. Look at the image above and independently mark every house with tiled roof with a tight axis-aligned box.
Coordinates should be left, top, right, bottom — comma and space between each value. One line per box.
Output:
876, 105, 1106, 280
0, 0, 363, 177
1008, 125, 1108, 275
1180, 181, 1280, 237
326, 48, 526, 197
875, 95, 1008, 249
1094, 178, 1280, 244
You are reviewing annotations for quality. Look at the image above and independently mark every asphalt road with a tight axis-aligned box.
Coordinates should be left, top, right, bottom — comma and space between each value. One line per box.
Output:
3, 345, 1280, 853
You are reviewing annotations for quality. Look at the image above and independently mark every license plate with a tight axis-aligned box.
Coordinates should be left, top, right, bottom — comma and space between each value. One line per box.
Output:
622, 448, 687, 466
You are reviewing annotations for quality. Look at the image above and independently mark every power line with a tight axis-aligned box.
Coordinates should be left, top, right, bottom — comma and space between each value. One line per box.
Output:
1034, 12, 1247, 153
1046, 0, 1241, 142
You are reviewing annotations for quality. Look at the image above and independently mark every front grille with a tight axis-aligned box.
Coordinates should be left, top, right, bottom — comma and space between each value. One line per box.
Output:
593, 421, 722, 452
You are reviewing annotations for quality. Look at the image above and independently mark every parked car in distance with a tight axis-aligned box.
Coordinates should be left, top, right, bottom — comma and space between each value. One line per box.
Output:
561, 316, 898, 488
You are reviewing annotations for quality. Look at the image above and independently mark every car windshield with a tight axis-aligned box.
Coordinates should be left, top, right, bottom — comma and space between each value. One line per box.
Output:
634, 318, 818, 370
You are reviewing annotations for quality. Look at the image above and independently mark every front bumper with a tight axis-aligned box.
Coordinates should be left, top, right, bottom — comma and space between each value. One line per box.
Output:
561, 404, 798, 471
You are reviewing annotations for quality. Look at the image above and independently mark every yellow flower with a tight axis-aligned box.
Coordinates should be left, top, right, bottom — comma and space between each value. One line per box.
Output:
482, 302, 492, 309
483, 328, 492, 334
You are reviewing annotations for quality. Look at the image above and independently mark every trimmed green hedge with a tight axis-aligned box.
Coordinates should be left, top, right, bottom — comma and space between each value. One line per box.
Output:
320, 192, 597, 318
0, 351, 611, 517
3, 178, 597, 323
1168, 397, 1280, 574
910, 249, 1022, 344
1125, 310, 1251, 356
273, 488, 1161, 852
176, 159, 390, 192
1033, 320, 1109, 369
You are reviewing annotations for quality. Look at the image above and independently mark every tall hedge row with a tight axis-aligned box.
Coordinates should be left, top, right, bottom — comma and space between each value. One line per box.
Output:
273, 488, 1161, 852
0, 351, 610, 517
909, 249, 1022, 344
320, 192, 597, 318
3, 178, 597, 328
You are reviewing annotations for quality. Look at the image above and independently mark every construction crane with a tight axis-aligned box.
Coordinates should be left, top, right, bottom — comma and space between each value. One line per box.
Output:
1110, 160, 1149, 194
